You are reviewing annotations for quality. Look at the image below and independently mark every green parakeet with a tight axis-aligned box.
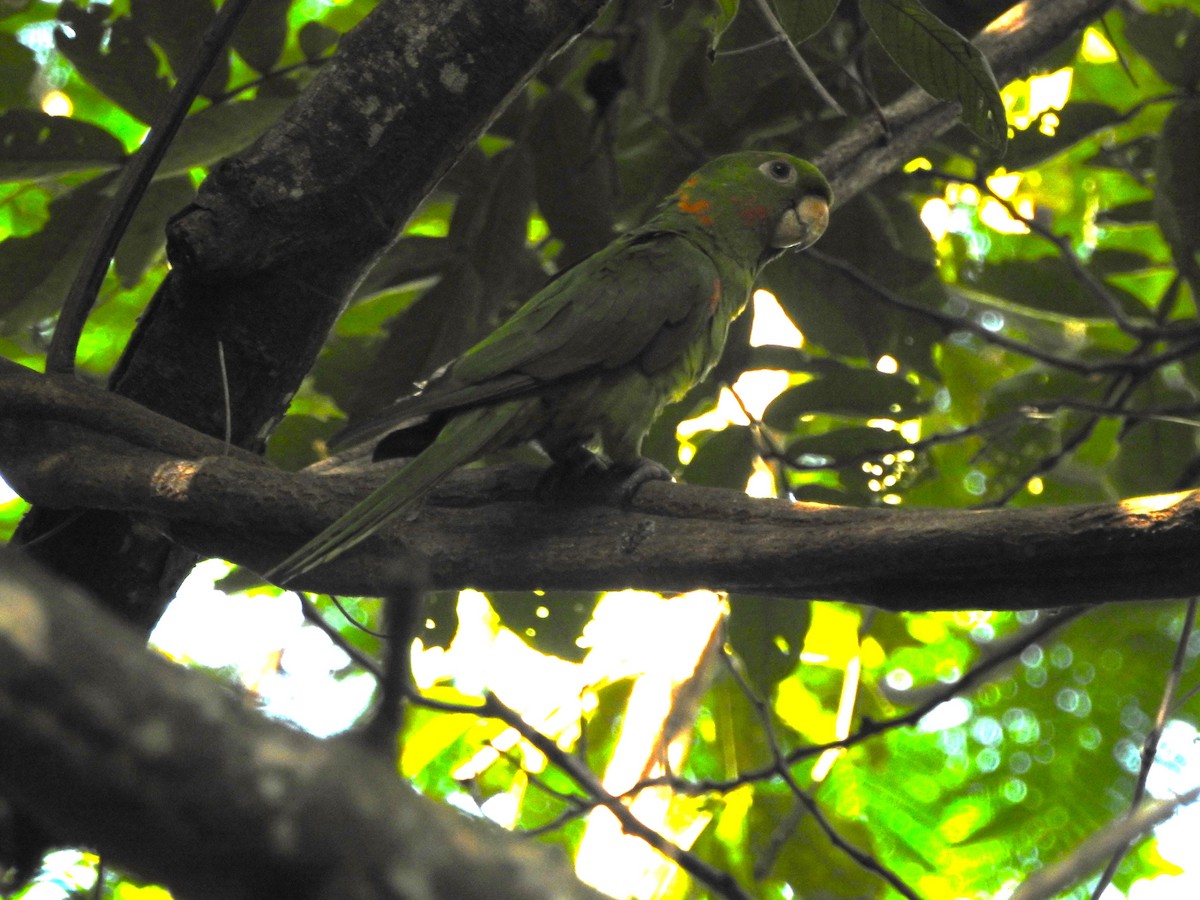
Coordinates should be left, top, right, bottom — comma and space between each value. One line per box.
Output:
267, 151, 831, 585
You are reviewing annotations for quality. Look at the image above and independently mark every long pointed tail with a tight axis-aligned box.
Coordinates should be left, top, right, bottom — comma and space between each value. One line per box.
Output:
266, 403, 524, 586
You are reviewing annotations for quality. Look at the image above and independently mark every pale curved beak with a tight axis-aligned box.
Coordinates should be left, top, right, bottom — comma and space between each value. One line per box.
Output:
772, 195, 831, 250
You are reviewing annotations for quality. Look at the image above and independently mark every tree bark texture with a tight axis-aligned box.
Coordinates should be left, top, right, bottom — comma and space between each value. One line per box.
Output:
0, 550, 609, 900
3, 358, 1195, 610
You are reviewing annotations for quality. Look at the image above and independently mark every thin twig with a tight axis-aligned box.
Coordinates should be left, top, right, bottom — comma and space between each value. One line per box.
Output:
1090, 597, 1198, 898
47, 0, 256, 374
481, 693, 754, 900
746, 0, 846, 116
806, 249, 1114, 375
294, 591, 383, 679
719, 646, 922, 899
643, 607, 1087, 796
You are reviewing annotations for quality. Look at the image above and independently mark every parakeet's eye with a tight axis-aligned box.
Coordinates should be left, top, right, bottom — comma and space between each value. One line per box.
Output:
760, 159, 796, 183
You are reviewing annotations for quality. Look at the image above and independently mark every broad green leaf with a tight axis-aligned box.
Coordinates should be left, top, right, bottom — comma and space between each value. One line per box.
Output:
726, 594, 811, 698
0, 174, 108, 330
1097, 199, 1155, 227
967, 256, 1149, 319
785, 425, 910, 463
470, 146, 535, 289
486, 590, 602, 662
1005, 102, 1126, 171
0, 109, 124, 181
157, 92, 298, 178
764, 368, 923, 426
1112, 380, 1199, 496
702, 0, 739, 55
1124, 6, 1200, 90
777, 0, 841, 44
859, 0, 1006, 151
114, 174, 194, 287
0, 30, 35, 109
353, 235, 454, 301
54, 3, 171, 124
298, 20, 339, 60
529, 90, 616, 265
1154, 99, 1200, 282
231, 0, 291, 73
130, 0, 228, 97
683, 425, 758, 491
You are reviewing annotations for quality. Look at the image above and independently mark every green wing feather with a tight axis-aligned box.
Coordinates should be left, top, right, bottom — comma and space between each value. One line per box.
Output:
334, 231, 719, 452
267, 402, 529, 584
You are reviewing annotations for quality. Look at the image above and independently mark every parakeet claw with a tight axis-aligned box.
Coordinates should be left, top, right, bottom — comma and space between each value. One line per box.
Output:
614, 457, 674, 505
537, 452, 672, 505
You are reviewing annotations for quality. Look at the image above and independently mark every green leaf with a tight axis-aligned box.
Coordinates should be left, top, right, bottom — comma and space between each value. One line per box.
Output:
114, 173, 194, 286
726, 595, 810, 698
231, 0, 291, 73
298, 20, 339, 60
353, 235, 454, 301
157, 93, 298, 178
130, 0, 228, 97
529, 90, 616, 265
764, 368, 922, 426
470, 146, 535, 286
339, 263, 485, 420
859, 0, 1006, 151
1005, 102, 1125, 171
702, 0, 739, 55
0, 109, 124, 181
54, 3, 172, 124
1111, 380, 1199, 496
786, 425, 910, 462
1124, 6, 1200, 90
777, 0, 841, 44
0, 176, 110, 331
486, 590, 602, 662
967, 256, 1149, 319
683, 425, 758, 491
0, 31, 36, 109
1097, 199, 1156, 227
1154, 99, 1200, 283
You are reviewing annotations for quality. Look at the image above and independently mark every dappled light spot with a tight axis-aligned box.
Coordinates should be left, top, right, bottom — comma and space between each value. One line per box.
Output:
1080, 26, 1118, 63
919, 697, 972, 732
1002, 778, 1028, 804
749, 288, 802, 348
1119, 490, 1192, 520
151, 460, 199, 501
987, 2, 1030, 37
41, 90, 72, 117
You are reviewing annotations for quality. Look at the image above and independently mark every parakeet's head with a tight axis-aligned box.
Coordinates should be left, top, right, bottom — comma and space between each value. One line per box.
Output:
664, 151, 832, 269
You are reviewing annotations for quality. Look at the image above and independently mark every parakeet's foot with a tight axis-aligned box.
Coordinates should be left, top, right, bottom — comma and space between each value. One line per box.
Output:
537, 447, 609, 501
539, 451, 673, 505
612, 457, 674, 504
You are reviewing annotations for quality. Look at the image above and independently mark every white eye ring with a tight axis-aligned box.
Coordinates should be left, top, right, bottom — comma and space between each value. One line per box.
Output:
759, 159, 796, 184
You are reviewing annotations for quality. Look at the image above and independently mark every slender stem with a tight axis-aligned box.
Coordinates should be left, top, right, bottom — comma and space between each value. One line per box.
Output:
47, 0, 256, 374
746, 0, 846, 116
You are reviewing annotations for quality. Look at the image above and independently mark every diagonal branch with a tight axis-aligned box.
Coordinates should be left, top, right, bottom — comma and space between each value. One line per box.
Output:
4, 363, 1200, 609
0, 550, 609, 900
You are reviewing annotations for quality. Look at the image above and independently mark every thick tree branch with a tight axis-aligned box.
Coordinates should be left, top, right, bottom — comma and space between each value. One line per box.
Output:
0, 550, 608, 900
3, 365, 1197, 609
